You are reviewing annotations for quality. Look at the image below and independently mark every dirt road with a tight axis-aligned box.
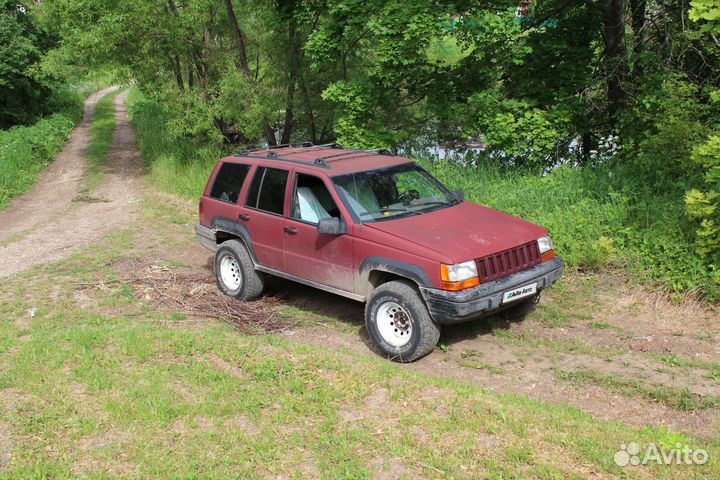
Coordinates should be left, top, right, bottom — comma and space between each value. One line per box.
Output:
0, 89, 144, 278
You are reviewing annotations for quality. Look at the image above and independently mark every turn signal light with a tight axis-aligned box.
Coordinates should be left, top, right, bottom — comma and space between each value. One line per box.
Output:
441, 278, 480, 291
541, 250, 556, 262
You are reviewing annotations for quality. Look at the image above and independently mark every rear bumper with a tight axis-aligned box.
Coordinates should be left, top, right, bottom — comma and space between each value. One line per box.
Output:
195, 224, 218, 252
421, 257, 564, 325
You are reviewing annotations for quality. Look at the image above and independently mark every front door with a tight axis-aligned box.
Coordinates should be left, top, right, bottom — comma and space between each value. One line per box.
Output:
284, 172, 354, 292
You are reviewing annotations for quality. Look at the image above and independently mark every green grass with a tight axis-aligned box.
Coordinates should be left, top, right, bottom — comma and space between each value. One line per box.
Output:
0, 113, 81, 210
555, 368, 720, 411
2, 258, 719, 478
79, 89, 124, 193
423, 158, 718, 301
0, 192, 718, 478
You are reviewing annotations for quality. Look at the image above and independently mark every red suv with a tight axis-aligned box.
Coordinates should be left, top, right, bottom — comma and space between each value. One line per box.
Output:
196, 144, 563, 361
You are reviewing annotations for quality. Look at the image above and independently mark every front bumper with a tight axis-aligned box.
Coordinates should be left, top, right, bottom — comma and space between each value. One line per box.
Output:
421, 257, 564, 325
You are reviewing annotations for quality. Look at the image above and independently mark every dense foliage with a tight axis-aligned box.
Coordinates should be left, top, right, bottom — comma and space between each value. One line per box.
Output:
0, 1, 65, 127
36, 0, 720, 299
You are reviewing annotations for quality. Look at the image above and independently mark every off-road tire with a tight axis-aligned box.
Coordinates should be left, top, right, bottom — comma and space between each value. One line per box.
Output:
501, 294, 540, 321
365, 280, 440, 362
214, 239, 264, 301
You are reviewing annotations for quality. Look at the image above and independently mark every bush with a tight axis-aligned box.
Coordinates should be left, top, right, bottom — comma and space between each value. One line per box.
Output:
0, 111, 79, 209
685, 134, 720, 278
421, 158, 719, 301
126, 88, 225, 200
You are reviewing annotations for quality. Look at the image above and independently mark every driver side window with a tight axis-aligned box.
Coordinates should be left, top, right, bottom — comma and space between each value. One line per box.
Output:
292, 174, 341, 225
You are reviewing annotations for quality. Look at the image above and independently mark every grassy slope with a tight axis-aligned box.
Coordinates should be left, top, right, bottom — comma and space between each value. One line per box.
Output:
0, 196, 718, 478
126, 88, 223, 200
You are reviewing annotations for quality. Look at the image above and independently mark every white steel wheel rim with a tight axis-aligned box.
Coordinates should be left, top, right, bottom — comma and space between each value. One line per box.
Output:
376, 301, 412, 347
219, 254, 242, 291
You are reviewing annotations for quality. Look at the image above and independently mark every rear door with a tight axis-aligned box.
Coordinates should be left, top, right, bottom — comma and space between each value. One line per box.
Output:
239, 165, 290, 271
283, 171, 354, 292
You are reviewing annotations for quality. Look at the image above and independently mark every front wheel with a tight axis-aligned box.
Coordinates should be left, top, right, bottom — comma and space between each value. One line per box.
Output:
365, 280, 440, 362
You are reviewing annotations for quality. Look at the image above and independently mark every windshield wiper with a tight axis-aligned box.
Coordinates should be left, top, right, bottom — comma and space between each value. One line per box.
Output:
359, 208, 407, 217
414, 200, 453, 207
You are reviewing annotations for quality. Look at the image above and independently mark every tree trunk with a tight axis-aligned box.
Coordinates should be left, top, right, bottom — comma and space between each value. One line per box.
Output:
224, 0, 253, 79
299, 74, 317, 144
264, 125, 278, 146
581, 132, 593, 164
281, 20, 300, 144
629, 0, 646, 81
602, 0, 629, 120
224, 0, 276, 146
171, 55, 185, 91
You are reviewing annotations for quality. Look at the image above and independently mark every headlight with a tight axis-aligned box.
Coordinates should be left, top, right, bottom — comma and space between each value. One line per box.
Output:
537, 235, 554, 254
538, 235, 556, 262
441, 260, 480, 291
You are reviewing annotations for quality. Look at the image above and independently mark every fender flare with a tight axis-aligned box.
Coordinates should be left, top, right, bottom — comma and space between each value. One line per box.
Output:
358, 256, 433, 295
211, 217, 258, 264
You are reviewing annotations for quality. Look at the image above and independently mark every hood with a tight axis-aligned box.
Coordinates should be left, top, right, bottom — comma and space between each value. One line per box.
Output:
364, 202, 547, 264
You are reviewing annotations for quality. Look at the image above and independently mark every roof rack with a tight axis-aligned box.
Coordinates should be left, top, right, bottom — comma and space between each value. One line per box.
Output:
233, 142, 391, 169
239, 142, 341, 155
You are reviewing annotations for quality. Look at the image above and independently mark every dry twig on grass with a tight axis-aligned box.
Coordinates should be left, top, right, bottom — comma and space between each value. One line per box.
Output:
84, 264, 291, 334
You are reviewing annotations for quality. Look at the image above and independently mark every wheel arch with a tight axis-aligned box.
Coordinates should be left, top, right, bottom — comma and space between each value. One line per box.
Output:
211, 217, 258, 264
358, 257, 432, 297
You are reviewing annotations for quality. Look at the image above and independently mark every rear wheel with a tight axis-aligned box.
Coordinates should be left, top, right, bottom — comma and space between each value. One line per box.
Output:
214, 239, 264, 300
365, 280, 440, 362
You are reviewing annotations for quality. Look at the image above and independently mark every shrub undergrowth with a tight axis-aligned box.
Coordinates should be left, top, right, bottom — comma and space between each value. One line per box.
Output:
0, 104, 81, 209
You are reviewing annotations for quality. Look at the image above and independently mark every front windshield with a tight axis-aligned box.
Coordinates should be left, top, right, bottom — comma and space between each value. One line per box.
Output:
332, 163, 455, 222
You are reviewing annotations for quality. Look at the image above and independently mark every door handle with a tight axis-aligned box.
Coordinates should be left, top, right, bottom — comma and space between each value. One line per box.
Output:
238, 213, 250, 221
284, 226, 298, 235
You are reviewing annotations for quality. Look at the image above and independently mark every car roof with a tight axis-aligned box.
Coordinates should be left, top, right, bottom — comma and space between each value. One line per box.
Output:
228, 144, 412, 176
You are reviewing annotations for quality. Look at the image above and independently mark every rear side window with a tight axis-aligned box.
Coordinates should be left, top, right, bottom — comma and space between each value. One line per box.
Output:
210, 163, 250, 203
246, 167, 288, 215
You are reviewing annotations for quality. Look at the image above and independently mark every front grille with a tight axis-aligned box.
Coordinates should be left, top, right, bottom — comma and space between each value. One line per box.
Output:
476, 241, 540, 283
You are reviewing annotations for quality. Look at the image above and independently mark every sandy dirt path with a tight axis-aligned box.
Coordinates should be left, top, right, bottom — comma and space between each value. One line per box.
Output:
0, 90, 144, 278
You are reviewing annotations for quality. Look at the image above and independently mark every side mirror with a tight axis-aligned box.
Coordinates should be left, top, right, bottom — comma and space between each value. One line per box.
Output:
452, 190, 465, 202
317, 217, 346, 235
